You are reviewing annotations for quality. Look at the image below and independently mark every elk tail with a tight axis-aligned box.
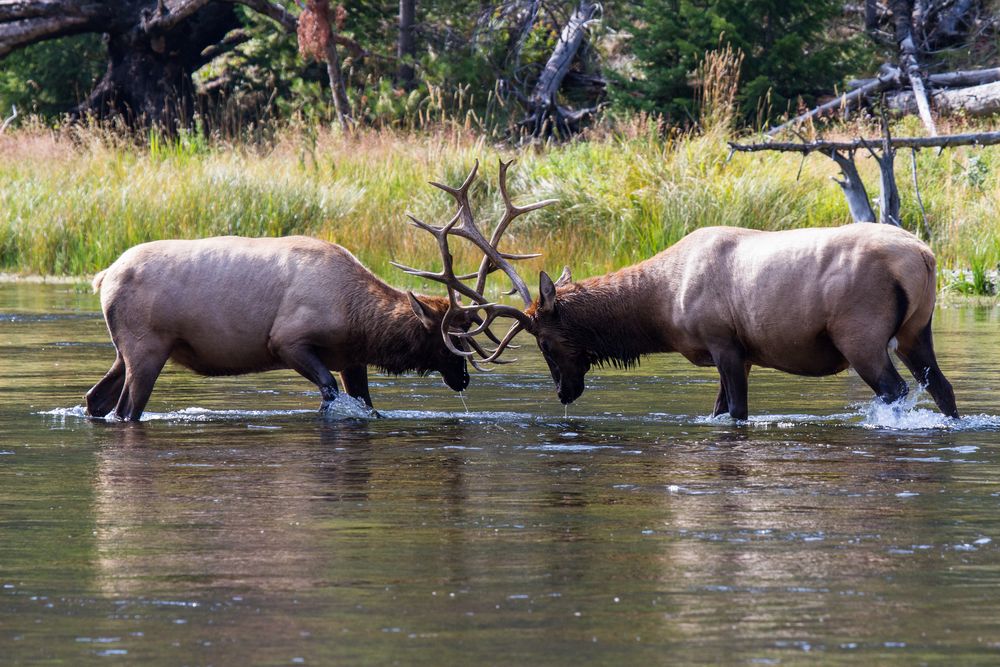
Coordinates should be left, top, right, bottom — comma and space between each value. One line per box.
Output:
91, 270, 107, 294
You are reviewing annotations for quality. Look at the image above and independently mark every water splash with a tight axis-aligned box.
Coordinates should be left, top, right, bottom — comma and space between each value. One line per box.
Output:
861, 386, 1000, 431
319, 393, 378, 420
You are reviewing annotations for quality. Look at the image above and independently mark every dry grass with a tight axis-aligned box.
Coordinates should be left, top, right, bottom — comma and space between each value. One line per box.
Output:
1, 116, 999, 296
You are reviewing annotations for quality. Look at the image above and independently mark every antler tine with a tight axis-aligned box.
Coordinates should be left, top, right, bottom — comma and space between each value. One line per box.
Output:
475, 322, 525, 364
472, 159, 557, 300
464, 335, 518, 365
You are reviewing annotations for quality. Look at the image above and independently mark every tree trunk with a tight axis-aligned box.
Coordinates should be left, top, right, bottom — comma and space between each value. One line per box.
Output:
521, 0, 598, 138
397, 0, 416, 88
324, 32, 352, 127
77, 4, 238, 129
1, 0, 286, 130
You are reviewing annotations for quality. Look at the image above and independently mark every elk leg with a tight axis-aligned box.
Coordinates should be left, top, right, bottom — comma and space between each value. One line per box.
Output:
846, 350, 909, 407
114, 347, 170, 421
895, 324, 959, 418
341, 366, 382, 418
275, 344, 340, 408
712, 382, 728, 417
712, 348, 749, 420
86, 353, 126, 417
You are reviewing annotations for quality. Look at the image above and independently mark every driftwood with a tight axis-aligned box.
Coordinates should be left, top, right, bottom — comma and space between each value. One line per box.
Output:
888, 80, 1000, 118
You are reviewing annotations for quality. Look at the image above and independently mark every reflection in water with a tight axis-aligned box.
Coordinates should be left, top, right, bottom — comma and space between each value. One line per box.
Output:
1, 284, 1000, 664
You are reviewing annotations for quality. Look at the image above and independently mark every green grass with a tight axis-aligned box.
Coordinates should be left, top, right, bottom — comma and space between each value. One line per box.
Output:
1, 118, 999, 298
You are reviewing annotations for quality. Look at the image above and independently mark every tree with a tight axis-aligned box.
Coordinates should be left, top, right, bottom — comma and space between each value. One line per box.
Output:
397, 0, 416, 87
0, 0, 312, 129
619, 0, 865, 124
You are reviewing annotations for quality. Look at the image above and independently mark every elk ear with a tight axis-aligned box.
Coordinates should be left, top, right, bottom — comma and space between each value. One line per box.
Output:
555, 266, 572, 286
538, 271, 557, 315
407, 292, 436, 331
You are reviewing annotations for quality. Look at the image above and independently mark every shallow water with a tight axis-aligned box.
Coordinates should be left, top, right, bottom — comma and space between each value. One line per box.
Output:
2, 283, 1000, 665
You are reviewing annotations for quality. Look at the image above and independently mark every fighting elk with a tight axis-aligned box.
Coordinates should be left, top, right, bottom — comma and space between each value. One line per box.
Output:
409, 160, 958, 420
86, 236, 476, 421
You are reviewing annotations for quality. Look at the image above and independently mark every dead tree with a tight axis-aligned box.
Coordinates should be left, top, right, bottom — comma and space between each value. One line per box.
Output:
771, 0, 999, 135
297, 0, 352, 127
0, 104, 16, 133
730, 126, 1000, 234
519, 0, 599, 138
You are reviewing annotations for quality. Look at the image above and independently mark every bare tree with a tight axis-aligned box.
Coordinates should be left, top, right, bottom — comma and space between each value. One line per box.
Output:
773, 0, 999, 135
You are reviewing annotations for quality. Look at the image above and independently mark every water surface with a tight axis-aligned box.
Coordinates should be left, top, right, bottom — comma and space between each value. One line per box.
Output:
2, 283, 1000, 664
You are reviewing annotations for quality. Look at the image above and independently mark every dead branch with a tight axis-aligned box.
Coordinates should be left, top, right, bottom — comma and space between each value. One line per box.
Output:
730, 130, 1000, 154
829, 150, 876, 222
0, 104, 17, 133
768, 64, 900, 135
891, 0, 936, 135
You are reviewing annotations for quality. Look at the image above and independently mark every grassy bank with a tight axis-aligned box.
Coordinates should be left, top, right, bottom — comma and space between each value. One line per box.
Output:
1, 118, 999, 296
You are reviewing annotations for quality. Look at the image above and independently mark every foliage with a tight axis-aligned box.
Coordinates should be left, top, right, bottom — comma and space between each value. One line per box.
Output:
1, 118, 999, 294
0, 34, 105, 119
613, 0, 868, 125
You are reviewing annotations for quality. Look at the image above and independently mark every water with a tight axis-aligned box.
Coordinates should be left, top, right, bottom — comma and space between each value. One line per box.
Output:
2, 282, 1000, 664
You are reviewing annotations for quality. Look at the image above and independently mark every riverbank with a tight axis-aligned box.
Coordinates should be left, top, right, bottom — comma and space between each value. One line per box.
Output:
1, 119, 998, 295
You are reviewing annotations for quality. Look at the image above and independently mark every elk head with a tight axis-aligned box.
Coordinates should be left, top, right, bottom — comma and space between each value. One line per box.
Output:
405, 291, 474, 392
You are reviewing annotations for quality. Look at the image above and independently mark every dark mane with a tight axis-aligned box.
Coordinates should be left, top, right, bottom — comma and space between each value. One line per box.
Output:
555, 272, 662, 368
349, 284, 446, 375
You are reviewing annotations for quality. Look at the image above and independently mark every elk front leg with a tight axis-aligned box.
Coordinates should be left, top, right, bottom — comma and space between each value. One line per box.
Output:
273, 343, 340, 409
712, 346, 750, 420
340, 366, 382, 418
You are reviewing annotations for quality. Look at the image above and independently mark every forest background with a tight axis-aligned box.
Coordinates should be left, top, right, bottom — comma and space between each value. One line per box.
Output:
1, 0, 999, 296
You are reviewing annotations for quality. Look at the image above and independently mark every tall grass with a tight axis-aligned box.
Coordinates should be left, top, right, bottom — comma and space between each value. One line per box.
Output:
1, 116, 999, 297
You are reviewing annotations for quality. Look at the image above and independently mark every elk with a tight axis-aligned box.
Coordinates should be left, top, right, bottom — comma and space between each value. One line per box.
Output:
86, 236, 476, 421
408, 160, 959, 421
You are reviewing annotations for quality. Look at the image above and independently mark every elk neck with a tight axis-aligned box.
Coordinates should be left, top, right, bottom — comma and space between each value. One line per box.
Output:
551, 264, 673, 369
351, 281, 443, 376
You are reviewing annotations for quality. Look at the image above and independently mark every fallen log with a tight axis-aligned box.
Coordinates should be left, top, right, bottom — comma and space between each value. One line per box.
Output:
888, 81, 1000, 118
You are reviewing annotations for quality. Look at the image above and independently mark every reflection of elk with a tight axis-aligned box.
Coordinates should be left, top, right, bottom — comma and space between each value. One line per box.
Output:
86, 236, 476, 420
408, 160, 958, 420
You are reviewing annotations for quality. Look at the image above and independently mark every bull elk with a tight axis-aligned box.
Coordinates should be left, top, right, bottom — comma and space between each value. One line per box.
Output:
409, 160, 959, 421
86, 236, 476, 421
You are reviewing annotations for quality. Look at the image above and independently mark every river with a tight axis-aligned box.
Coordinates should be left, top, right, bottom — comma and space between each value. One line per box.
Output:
2, 282, 999, 664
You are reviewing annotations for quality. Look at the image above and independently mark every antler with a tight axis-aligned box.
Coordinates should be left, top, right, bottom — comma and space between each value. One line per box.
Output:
392, 158, 555, 366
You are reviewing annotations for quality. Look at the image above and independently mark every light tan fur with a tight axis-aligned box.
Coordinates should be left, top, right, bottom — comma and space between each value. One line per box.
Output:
86, 236, 470, 420
531, 224, 957, 419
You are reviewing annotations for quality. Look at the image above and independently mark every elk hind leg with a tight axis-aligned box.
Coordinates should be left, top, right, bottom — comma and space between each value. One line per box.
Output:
842, 343, 909, 407
86, 353, 126, 417
895, 323, 958, 418
114, 344, 171, 421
